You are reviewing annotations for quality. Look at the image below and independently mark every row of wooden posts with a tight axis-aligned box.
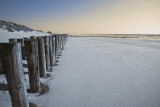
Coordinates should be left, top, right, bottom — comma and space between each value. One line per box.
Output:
0, 34, 68, 107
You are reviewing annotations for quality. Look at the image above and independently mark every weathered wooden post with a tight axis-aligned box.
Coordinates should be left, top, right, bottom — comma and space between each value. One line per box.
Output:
61, 35, 63, 50
11, 39, 25, 76
17, 39, 24, 43
30, 36, 36, 39
0, 43, 29, 107
64, 34, 66, 44
23, 37, 29, 60
61, 34, 64, 49
59, 35, 62, 51
62, 35, 64, 48
24, 39, 41, 93
49, 36, 54, 69
57, 35, 60, 56
23, 37, 29, 40
59, 35, 62, 52
66, 34, 68, 41
54, 35, 58, 59
63, 34, 67, 47
0, 59, 4, 74
37, 37, 46, 77
44, 36, 50, 72
64, 34, 66, 43
17, 39, 26, 60
64, 34, 67, 44
9, 38, 17, 43
59, 35, 61, 52
52, 36, 55, 62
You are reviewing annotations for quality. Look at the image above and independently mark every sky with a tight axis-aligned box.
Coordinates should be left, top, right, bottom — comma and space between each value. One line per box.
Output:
0, 0, 160, 35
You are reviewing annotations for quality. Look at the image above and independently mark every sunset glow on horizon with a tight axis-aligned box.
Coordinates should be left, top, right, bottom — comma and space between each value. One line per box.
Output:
1, 0, 160, 35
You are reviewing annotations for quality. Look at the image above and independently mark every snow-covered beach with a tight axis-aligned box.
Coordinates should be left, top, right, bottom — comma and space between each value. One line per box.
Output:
1, 0, 160, 106
0, 33, 160, 107
27, 37, 160, 107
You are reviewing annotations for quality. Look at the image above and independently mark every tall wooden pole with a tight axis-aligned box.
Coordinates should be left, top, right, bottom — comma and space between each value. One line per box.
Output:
24, 39, 41, 93
55, 35, 58, 59
0, 43, 29, 107
37, 37, 46, 77
49, 36, 54, 69
9, 38, 17, 43
53, 35, 57, 59
52, 36, 55, 62
30, 36, 36, 39
17, 39, 26, 60
44, 36, 50, 72
0, 59, 4, 74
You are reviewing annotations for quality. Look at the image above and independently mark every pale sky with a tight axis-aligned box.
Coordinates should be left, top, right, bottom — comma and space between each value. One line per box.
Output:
1, 0, 160, 34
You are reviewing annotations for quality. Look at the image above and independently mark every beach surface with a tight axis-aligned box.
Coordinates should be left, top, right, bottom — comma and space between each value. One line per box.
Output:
29, 37, 160, 107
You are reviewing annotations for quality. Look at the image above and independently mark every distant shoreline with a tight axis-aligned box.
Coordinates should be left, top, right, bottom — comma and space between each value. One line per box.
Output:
69, 34, 160, 40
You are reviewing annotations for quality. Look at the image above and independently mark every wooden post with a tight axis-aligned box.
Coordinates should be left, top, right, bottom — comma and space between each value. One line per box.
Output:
23, 37, 29, 40
61, 35, 63, 50
9, 38, 25, 76
59, 35, 62, 53
0, 43, 29, 107
44, 36, 50, 72
62, 34, 64, 50
65, 34, 67, 43
23, 37, 29, 60
17, 39, 26, 60
24, 39, 41, 93
52, 36, 55, 62
64, 34, 66, 44
37, 37, 46, 77
54, 35, 58, 59
0, 59, 4, 74
66, 34, 68, 41
62, 34, 66, 49
58, 35, 62, 54
30, 36, 36, 39
61, 34, 64, 50
49, 36, 54, 68
59, 35, 62, 51
17, 39, 24, 44
57, 35, 60, 56
49, 36, 54, 69
9, 38, 17, 43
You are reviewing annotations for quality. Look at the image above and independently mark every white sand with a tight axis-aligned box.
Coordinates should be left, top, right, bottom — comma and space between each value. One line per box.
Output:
28, 37, 160, 107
